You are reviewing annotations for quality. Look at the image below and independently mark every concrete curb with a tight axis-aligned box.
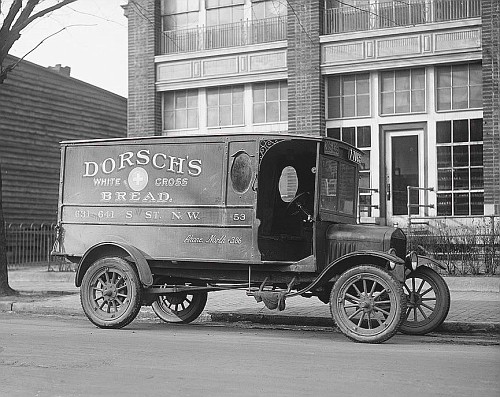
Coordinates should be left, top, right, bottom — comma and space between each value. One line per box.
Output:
208, 311, 500, 335
2, 300, 499, 335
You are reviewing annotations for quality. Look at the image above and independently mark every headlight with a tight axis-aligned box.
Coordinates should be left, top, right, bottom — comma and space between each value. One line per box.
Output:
406, 251, 418, 271
387, 248, 397, 269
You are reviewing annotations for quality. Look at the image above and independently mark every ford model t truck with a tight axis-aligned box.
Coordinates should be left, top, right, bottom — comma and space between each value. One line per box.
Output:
53, 133, 450, 343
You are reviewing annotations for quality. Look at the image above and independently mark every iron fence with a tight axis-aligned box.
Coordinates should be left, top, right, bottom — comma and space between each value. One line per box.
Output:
5, 223, 58, 266
324, 0, 481, 35
161, 16, 287, 54
407, 215, 499, 275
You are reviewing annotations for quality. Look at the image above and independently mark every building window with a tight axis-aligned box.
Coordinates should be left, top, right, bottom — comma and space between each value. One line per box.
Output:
163, 90, 198, 131
436, 118, 483, 216
327, 126, 372, 217
206, 0, 244, 25
207, 86, 244, 127
253, 81, 287, 123
252, 0, 287, 19
380, 68, 425, 115
161, 0, 199, 30
327, 74, 370, 118
436, 63, 482, 111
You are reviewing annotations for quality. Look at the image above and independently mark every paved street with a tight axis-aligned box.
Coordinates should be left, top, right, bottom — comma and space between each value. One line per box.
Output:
1, 314, 499, 397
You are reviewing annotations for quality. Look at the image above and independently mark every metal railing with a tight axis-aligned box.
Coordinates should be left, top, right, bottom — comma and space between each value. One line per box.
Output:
324, 0, 481, 35
404, 187, 499, 275
5, 223, 58, 265
161, 16, 287, 54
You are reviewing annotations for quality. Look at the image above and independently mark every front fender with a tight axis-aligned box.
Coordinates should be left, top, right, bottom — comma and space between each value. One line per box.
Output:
416, 255, 447, 270
75, 242, 153, 287
287, 250, 404, 297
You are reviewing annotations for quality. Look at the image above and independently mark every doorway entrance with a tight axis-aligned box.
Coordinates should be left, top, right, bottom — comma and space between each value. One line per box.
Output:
385, 130, 425, 225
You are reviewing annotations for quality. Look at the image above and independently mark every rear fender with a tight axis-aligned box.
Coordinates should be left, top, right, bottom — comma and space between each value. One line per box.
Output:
75, 242, 153, 287
288, 250, 404, 297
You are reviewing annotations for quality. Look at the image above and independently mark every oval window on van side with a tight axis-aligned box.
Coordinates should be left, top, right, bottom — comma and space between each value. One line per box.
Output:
279, 166, 298, 202
231, 151, 253, 194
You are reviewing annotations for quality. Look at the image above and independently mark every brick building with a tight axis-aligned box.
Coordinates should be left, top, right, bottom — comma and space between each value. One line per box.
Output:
125, 0, 499, 226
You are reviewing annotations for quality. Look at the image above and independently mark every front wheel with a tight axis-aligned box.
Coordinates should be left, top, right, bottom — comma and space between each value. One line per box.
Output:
400, 266, 450, 335
80, 257, 142, 329
152, 291, 208, 323
330, 265, 406, 343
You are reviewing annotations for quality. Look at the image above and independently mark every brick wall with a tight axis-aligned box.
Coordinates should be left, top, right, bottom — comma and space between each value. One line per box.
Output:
287, 0, 324, 136
125, 0, 161, 137
482, 0, 500, 215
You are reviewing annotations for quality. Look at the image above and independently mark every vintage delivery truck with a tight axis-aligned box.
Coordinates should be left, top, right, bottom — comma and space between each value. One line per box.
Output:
53, 133, 450, 343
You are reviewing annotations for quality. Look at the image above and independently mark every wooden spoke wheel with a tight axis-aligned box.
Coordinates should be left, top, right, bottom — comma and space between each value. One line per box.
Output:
330, 265, 406, 343
80, 257, 142, 329
152, 290, 208, 324
400, 266, 450, 335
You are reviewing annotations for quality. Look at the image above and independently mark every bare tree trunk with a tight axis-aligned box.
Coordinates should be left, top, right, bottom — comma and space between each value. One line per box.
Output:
0, 163, 16, 296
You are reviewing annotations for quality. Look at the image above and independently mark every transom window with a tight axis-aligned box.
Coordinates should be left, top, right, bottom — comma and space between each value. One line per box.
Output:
436, 118, 483, 216
253, 81, 288, 123
327, 74, 370, 118
380, 68, 425, 115
163, 90, 198, 131
436, 63, 482, 111
207, 86, 244, 127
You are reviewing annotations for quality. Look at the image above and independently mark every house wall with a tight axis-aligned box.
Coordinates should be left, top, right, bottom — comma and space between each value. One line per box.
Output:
0, 56, 127, 225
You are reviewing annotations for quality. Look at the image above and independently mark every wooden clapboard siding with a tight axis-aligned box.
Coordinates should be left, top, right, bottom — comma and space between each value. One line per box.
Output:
0, 55, 127, 225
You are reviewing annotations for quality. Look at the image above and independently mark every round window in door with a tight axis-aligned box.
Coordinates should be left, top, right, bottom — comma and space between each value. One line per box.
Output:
231, 151, 253, 193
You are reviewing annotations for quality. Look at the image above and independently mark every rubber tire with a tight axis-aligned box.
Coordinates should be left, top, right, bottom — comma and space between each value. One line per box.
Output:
80, 257, 142, 329
152, 291, 208, 324
400, 266, 450, 335
330, 265, 406, 344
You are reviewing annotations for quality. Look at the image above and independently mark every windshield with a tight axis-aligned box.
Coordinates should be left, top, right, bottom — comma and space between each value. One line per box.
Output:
319, 155, 357, 216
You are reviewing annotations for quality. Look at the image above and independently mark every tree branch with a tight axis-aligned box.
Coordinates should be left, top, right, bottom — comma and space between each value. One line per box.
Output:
13, 0, 78, 32
0, 0, 23, 39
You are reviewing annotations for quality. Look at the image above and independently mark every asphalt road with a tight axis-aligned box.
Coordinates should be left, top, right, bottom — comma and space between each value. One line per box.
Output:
0, 313, 499, 397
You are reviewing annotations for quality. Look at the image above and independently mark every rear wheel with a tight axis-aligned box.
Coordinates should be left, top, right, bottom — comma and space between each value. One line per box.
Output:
152, 291, 208, 324
400, 266, 450, 335
80, 257, 142, 329
330, 265, 406, 343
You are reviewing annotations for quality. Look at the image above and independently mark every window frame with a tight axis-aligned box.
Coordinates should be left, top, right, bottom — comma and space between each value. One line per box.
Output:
163, 89, 199, 131
252, 81, 288, 124
435, 63, 483, 112
436, 118, 484, 216
327, 73, 371, 119
207, 85, 245, 128
380, 68, 426, 115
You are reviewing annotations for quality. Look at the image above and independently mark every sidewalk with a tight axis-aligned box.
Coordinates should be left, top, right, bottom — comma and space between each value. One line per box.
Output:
2, 266, 500, 335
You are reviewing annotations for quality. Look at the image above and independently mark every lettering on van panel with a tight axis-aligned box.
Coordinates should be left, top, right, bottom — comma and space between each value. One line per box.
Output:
83, 150, 202, 177
82, 149, 203, 203
101, 191, 172, 203
183, 234, 242, 245
171, 212, 201, 221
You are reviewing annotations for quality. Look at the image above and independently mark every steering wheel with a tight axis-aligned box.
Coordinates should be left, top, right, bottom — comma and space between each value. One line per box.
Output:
286, 191, 313, 219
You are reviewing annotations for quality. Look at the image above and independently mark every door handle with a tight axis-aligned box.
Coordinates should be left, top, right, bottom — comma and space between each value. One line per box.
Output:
386, 183, 391, 200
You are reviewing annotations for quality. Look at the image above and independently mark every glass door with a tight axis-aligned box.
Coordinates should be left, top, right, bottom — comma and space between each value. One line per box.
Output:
385, 130, 424, 223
